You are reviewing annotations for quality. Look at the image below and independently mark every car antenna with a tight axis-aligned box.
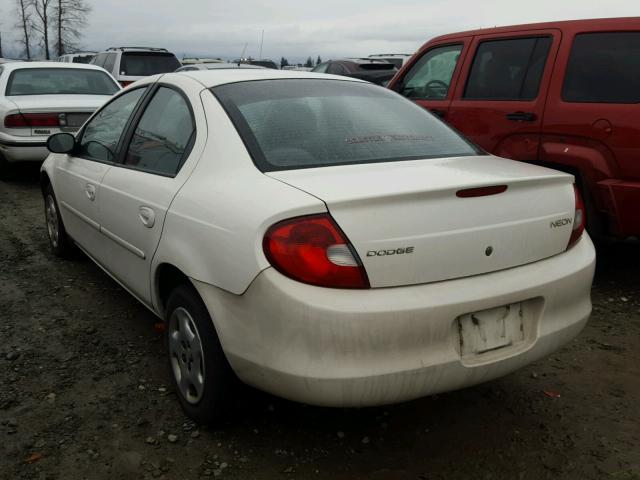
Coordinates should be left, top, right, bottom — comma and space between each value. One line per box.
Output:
238, 43, 248, 66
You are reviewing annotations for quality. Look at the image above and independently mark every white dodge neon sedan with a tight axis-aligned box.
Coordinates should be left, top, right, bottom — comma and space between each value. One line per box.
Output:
0, 62, 120, 178
40, 70, 595, 423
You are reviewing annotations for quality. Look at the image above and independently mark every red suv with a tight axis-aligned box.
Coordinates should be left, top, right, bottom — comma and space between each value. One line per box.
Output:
388, 17, 640, 239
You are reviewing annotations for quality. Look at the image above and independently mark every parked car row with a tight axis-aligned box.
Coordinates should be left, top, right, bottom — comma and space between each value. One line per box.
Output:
2, 15, 638, 425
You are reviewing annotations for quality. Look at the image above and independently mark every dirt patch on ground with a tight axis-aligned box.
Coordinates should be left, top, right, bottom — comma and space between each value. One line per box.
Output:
1, 169, 639, 480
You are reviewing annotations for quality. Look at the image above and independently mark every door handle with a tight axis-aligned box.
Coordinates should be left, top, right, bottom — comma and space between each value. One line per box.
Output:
429, 108, 446, 119
506, 111, 537, 122
85, 183, 96, 201
138, 206, 156, 228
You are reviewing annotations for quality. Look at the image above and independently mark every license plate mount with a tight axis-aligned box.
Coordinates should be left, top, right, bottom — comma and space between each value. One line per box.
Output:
458, 303, 525, 357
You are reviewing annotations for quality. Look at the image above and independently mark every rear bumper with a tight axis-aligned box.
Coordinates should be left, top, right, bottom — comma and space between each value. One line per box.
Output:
0, 136, 48, 163
193, 235, 595, 407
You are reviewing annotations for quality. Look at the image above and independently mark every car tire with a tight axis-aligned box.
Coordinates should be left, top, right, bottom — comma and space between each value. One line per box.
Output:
575, 177, 606, 243
0, 154, 14, 181
165, 284, 235, 424
43, 184, 74, 257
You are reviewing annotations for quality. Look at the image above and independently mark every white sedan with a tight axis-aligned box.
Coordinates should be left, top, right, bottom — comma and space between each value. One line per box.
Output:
40, 70, 595, 423
0, 61, 120, 178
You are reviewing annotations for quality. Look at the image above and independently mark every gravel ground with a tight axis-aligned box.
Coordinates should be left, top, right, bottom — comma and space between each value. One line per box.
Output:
1, 166, 639, 480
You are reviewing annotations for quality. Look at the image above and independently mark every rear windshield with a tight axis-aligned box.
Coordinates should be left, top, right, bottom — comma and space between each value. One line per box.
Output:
6, 68, 119, 96
359, 63, 396, 71
213, 79, 480, 171
249, 60, 277, 69
72, 55, 95, 64
378, 58, 404, 68
120, 52, 181, 76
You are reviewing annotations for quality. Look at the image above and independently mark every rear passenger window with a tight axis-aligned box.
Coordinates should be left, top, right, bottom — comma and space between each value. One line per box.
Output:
400, 44, 462, 100
464, 37, 552, 100
102, 53, 116, 73
563, 32, 640, 103
327, 63, 347, 75
123, 87, 195, 176
92, 53, 107, 68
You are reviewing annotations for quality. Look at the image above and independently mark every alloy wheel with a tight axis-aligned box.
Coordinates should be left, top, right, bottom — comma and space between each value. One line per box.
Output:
45, 195, 59, 249
168, 307, 206, 404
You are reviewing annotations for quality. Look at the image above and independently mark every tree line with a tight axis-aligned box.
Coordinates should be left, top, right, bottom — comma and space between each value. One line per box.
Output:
280, 55, 323, 69
11, 0, 91, 60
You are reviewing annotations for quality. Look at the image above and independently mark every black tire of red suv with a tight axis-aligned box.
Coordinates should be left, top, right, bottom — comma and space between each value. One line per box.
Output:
576, 178, 606, 243
0, 154, 14, 181
165, 284, 236, 425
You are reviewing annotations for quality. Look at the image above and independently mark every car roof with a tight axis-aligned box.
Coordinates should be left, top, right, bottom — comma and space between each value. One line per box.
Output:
105, 47, 170, 52
168, 69, 365, 88
203, 63, 266, 70
430, 16, 640, 42
176, 63, 267, 72
0, 61, 111, 72
337, 58, 392, 64
369, 54, 412, 57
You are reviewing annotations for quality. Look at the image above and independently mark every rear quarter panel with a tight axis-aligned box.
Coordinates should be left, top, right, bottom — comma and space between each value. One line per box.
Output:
150, 89, 326, 305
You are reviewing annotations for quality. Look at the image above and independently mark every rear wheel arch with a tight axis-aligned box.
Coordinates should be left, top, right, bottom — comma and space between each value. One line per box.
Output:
155, 263, 193, 316
0, 152, 12, 180
40, 171, 52, 195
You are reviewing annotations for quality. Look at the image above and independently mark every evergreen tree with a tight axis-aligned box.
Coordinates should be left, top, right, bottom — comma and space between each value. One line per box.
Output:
304, 56, 313, 68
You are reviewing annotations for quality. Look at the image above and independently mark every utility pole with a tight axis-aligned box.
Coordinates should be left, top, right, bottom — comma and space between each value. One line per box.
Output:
258, 29, 264, 60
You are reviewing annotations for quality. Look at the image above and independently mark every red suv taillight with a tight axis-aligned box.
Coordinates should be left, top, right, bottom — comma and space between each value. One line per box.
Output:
263, 214, 370, 289
4, 113, 60, 128
120, 81, 134, 87
567, 185, 586, 249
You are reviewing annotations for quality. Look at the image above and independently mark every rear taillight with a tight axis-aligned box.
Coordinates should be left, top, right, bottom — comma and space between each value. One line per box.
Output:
4, 113, 60, 128
263, 214, 370, 289
567, 185, 586, 249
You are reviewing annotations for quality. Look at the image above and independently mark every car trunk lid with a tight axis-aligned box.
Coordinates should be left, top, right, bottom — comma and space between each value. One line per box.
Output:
4, 94, 110, 137
267, 155, 576, 288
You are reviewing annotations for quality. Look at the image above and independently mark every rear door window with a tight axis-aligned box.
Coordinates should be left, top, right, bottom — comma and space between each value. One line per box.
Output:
120, 53, 181, 76
464, 37, 552, 100
92, 53, 107, 68
400, 44, 462, 100
102, 53, 117, 73
562, 32, 640, 103
122, 86, 195, 176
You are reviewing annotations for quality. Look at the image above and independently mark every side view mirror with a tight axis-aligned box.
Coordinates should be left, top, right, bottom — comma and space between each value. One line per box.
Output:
47, 133, 76, 154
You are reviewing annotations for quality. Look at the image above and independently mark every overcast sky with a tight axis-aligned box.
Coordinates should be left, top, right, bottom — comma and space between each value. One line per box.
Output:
0, 0, 637, 61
